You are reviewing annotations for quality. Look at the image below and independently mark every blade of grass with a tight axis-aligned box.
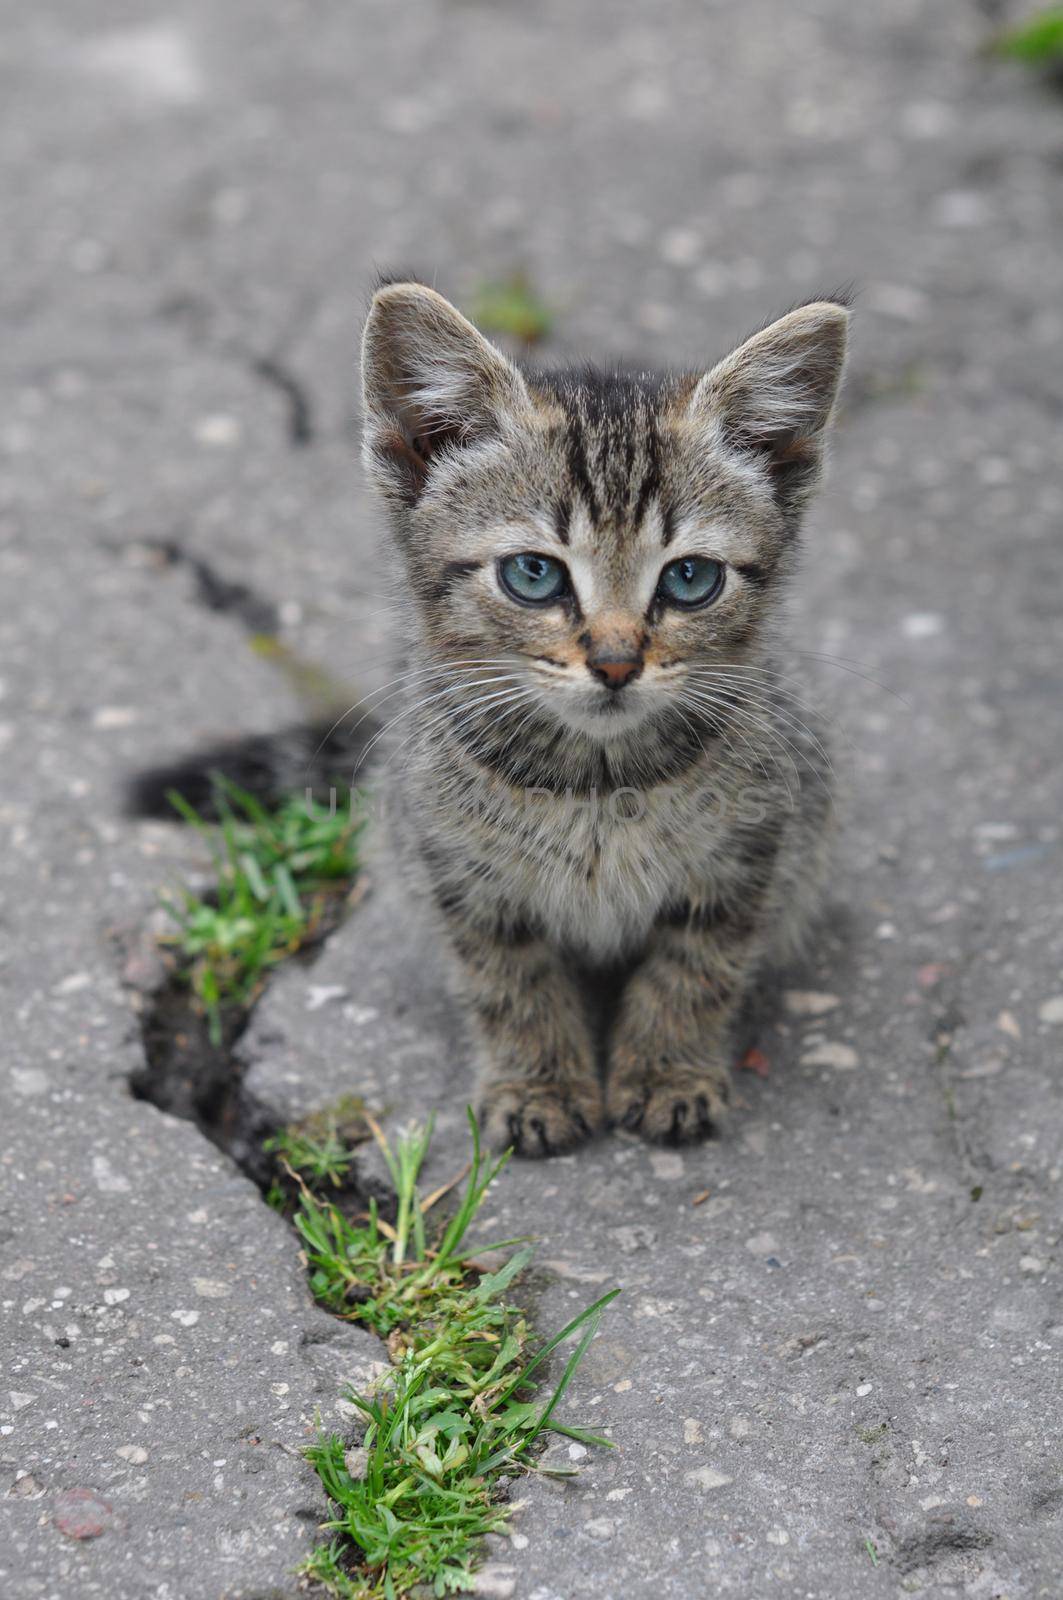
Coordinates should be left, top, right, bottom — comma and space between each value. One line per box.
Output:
485, 1286, 622, 1414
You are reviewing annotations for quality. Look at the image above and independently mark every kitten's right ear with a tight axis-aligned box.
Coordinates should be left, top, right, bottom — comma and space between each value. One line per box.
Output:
361, 282, 533, 505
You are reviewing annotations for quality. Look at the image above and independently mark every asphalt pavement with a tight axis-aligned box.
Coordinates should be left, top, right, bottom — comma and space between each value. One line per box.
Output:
2, 3, 1061, 1596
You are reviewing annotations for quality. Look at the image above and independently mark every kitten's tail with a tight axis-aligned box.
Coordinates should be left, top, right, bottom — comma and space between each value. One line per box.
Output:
125, 715, 380, 819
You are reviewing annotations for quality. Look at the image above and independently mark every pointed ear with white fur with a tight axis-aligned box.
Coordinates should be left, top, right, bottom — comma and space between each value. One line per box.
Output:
361, 283, 533, 505
688, 301, 849, 520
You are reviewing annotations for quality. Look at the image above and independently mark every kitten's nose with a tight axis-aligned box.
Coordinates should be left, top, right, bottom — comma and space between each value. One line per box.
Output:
587, 655, 643, 691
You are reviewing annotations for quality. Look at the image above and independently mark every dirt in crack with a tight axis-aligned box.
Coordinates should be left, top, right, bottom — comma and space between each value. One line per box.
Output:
127, 776, 366, 1193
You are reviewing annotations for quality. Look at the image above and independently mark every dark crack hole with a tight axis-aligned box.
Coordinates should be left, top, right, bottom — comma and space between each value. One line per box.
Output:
150, 539, 280, 635
126, 891, 373, 1208
251, 356, 314, 447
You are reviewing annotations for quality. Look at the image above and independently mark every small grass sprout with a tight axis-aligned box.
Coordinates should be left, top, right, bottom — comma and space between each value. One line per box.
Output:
160, 778, 362, 1042
994, 7, 1063, 66
469, 273, 554, 346
264, 1099, 371, 1192
295, 1111, 619, 1598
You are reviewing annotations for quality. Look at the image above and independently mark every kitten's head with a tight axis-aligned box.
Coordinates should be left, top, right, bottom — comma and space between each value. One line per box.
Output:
361, 282, 848, 744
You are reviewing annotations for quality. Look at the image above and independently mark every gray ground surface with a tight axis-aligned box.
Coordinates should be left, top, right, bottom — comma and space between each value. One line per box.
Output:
2, 2, 1062, 1597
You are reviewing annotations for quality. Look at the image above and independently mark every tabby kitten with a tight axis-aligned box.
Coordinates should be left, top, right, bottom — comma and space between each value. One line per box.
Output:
360, 282, 848, 1156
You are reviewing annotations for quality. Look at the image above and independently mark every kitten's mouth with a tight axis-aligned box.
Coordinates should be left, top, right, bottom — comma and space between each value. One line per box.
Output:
554, 684, 657, 741
524, 658, 659, 739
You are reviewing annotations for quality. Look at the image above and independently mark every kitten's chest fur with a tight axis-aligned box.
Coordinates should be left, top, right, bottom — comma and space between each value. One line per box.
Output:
514, 794, 698, 957
415, 759, 757, 963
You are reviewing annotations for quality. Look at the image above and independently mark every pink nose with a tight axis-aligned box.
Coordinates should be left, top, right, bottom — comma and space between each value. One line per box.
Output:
588, 656, 642, 690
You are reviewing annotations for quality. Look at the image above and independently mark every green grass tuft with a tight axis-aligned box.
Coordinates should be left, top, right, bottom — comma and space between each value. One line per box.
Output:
994, 7, 1063, 64
160, 778, 362, 1043
295, 1111, 619, 1598
265, 1099, 370, 1192
469, 274, 554, 345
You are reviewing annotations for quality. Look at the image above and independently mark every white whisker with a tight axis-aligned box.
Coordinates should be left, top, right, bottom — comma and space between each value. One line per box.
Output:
380, 682, 534, 776
680, 685, 811, 803
309, 659, 521, 766
678, 691, 795, 809
792, 650, 911, 707
354, 675, 525, 778
684, 671, 837, 779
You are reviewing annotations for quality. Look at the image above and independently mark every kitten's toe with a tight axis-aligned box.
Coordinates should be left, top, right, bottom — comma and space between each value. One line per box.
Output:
608, 1063, 730, 1146
478, 1080, 602, 1158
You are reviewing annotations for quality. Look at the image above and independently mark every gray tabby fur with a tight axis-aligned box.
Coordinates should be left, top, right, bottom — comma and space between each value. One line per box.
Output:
359, 282, 849, 1156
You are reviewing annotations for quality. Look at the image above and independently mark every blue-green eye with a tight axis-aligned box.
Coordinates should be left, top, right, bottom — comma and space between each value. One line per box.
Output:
498, 552, 569, 605
658, 555, 724, 608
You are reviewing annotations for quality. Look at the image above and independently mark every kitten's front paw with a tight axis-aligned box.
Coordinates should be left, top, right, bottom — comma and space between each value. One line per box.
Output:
607, 1060, 730, 1146
478, 1079, 602, 1158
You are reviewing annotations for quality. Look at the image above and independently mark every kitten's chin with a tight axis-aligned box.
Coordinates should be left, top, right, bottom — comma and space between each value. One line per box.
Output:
554, 695, 654, 742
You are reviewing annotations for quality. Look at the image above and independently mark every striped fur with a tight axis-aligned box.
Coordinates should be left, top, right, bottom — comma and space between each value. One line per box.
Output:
362, 284, 849, 1155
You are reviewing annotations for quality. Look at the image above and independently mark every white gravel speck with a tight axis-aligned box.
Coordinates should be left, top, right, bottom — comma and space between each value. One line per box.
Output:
649, 1150, 684, 1181
171, 1309, 199, 1327
92, 1156, 131, 1194
306, 984, 349, 1011
745, 1232, 778, 1257
684, 1465, 733, 1491
91, 706, 139, 730
56, 971, 93, 994
902, 611, 945, 639
343, 1003, 381, 1026
800, 1041, 860, 1070
82, 23, 205, 107
659, 226, 702, 266
194, 413, 242, 447
193, 1278, 231, 1298
472, 1565, 517, 1598
11, 1068, 49, 1096
1038, 996, 1063, 1026
784, 990, 840, 1016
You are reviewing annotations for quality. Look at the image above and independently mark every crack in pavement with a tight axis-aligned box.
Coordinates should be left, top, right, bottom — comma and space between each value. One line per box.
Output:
249, 354, 315, 446
147, 538, 281, 635
157, 289, 320, 447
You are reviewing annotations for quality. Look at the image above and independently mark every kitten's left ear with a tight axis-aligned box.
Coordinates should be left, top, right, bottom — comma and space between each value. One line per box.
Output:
687, 301, 849, 518
361, 281, 534, 506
